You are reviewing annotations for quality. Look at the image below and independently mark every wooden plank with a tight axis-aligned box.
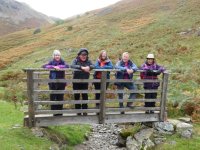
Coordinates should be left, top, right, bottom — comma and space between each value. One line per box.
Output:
26, 70, 36, 128
107, 79, 162, 83
34, 90, 100, 94
105, 113, 159, 123
34, 79, 101, 83
106, 99, 161, 103
99, 71, 107, 124
34, 100, 100, 105
35, 109, 100, 115
35, 115, 99, 126
106, 89, 160, 94
106, 107, 161, 112
160, 72, 169, 121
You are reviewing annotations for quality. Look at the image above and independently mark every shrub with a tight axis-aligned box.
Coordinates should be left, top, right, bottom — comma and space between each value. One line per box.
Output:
67, 26, 73, 31
33, 28, 41, 34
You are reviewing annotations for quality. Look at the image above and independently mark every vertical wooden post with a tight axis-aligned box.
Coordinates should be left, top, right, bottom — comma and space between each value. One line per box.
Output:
99, 71, 107, 124
27, 70, 36, 127
33, 72, 39, 110
160, 72, 169, 122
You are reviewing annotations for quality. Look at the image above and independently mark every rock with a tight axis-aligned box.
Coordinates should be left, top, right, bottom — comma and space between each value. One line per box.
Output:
197, 31, 200, 36
167, 119, 182, 126
49, 144, 59, 150
169, 140, 176, 145
134, 128, 154, 145
154, 138, 166, 145
126, 136, 140, 150
178, 31, 187, 35
181, 129, 192, 139
154, 122, 174, 134
31, 127, 44, 137
178, 117, 191, 123
176, 122, 193, 133
12, 124, 21, 129
143, 139, 155, 150
117, 134, 126, 147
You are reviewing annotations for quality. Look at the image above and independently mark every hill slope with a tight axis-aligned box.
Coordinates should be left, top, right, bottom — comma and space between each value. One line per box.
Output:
0, 0, 200, 108
0, 0, 54, 36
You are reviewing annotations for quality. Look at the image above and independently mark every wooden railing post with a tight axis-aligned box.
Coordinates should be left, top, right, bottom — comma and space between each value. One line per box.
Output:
99, 71, 107, 124
33, 72, 39, 110
27, 70, 36, 127
160, 72, 169, 122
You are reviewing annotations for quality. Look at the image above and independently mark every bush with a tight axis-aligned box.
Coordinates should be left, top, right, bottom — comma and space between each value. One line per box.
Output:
33, 28, 41, 34
67, 26, 73, 31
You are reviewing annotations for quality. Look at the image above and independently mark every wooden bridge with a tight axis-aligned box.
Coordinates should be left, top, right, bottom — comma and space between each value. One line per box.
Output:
23, 68, 169, 128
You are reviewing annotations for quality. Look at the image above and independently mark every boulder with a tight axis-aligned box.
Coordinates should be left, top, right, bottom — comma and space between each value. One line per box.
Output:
181, 129, 192, 139
134, 128, 154, 145
178, 117, 191, 123
154, 122, 174, 135
126, 136, 140, 150
176, 122, 193, 133
167, 119, 182, 126
143, 139, 155, 150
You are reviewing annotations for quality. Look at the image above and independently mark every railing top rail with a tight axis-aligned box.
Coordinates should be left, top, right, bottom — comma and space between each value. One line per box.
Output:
23, 68, 169, 74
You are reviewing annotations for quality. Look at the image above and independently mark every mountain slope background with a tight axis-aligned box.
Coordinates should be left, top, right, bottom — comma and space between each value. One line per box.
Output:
0, 0, 200, 120
0, 0, 54, 36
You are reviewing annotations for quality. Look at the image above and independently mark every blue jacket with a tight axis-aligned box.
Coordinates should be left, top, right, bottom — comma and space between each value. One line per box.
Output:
115, 60, 138, 79
93, 59, 113, 79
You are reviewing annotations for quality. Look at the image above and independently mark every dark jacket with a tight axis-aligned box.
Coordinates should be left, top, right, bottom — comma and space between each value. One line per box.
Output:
42, 59, 69, 89
93, 58, 113, 79
115, 60, 138, 79
140, 61, 165, 89
71, 57, 94, 79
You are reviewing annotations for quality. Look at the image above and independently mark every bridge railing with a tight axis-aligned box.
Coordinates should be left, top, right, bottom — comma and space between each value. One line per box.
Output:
23, 68, 169, 127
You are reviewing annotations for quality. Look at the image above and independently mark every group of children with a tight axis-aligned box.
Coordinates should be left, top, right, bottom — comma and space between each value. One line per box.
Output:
43, 48, 165, 116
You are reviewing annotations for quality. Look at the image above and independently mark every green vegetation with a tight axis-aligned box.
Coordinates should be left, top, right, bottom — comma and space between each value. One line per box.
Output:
0, 100, 53, 150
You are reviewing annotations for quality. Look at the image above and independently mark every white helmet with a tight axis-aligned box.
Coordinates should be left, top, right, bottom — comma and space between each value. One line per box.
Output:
147, 53, 154, 59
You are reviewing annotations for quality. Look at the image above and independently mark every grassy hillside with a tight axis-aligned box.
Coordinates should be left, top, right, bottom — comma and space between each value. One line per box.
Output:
0, 0, 200, 117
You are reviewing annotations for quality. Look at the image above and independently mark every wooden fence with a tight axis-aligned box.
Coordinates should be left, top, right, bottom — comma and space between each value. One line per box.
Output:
23, 68, 169, 128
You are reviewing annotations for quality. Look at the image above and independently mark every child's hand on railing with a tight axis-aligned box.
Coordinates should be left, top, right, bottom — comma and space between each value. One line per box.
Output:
53, 66, 61, 70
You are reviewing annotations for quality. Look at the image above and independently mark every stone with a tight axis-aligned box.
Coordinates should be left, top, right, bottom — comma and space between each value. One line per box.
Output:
49, 144, 59, 150
154, 122, 174, 134
31, 127, 44, 137
197, 31, 200, 36
167, 119, 182, 126
116, 134, 126, 147
12, 124, 21, 129
181, 129, 192, 139
143, 139, 155, 150
176, 122, 193, 133
178, 117, 191, 123
126, 136, 140, 150
154, 138, 166, 145
169, 140, 176, 145
134, 128, 154, 145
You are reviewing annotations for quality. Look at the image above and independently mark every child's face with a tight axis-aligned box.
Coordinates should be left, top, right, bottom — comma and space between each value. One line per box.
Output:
54, 55, 61, 61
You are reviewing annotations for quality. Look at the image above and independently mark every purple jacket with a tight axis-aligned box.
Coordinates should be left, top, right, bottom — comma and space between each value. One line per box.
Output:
43, 59, 69, 89
140, 61, 165, 89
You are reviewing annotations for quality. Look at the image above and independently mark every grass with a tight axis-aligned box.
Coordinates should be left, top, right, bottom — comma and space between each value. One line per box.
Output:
0, 100, 53, 150
0, 100, 91, 150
